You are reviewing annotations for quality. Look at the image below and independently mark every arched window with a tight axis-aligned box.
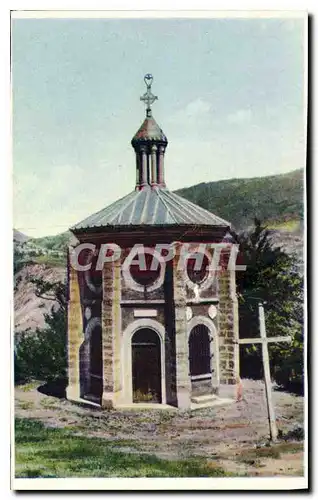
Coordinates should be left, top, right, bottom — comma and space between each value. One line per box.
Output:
188, 324, 211, 376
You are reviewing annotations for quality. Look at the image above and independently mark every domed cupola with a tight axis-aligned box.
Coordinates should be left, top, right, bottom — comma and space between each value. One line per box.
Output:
131, 74, 168, 190
71, 74, 230, 232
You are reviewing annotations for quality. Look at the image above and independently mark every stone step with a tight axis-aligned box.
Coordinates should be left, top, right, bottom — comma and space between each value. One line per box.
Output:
191, 394, 217, 404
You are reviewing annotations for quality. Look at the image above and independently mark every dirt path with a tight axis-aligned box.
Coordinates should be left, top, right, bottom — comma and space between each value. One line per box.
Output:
15, 379, 304, 477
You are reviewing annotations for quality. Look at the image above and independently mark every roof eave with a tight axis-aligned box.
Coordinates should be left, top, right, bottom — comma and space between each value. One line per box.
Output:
70, 222, 230, 237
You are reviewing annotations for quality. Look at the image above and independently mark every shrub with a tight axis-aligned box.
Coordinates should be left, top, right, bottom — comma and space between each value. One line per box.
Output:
14, 306, 67, 384
14, 276, 67, 384
235, 219, 304, 393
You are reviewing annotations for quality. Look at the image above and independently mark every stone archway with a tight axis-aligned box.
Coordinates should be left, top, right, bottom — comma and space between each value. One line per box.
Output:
122, 319, 166, 404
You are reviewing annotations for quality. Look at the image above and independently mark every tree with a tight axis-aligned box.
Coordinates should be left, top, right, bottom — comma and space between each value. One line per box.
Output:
29, 276, 67, 312
14, 277, 67, 384
234, 219, 304, 392
13, 244, 28, 275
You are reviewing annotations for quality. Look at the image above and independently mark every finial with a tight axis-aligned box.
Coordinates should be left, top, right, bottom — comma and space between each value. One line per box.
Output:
140, 73, 158, 117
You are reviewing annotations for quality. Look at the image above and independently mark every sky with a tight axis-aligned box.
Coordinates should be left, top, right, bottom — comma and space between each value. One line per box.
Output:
12, 15, 306, 237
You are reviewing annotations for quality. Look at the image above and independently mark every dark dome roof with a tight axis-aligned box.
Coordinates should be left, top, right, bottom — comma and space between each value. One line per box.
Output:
131, 116, 167, 147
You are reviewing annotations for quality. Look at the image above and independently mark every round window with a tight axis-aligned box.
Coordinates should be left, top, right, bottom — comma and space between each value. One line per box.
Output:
186, 253, 210, 285
129, 252, 161, 287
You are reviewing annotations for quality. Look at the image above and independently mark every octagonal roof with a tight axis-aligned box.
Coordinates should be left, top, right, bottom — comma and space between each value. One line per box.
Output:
71, 186, 230, 232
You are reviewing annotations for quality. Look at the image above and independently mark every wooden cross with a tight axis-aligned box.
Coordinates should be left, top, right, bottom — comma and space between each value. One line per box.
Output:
238, 302, 292, 441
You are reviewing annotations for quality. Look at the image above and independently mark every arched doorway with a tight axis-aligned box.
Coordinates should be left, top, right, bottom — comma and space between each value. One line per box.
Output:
188, 324, 211, 377
131, 328, 162, 403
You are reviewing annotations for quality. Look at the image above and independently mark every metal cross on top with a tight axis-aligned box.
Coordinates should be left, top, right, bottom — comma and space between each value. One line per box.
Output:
237, 302, 292, 442
140, 73, 158, 117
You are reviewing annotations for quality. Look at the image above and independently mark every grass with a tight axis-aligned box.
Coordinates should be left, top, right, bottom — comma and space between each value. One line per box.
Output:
266, 219, 300, 232
17, 401, 34, 411
237, 442, 303, 463
39, 398, 59, 409
17, 381, 39, 392
15, 418, 232, 478
32, 254, 66, 268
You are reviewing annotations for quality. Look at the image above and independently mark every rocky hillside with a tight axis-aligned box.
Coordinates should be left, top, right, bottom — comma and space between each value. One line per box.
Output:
14, 264, 66, 334
13, 229, 29, 243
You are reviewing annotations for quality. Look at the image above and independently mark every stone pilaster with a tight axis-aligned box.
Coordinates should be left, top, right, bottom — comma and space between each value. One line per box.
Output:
173, 245, 191, 409
217, 248, 239, 399
101, 259, 121, 408
230, 268, 240, 380
112, 259, 122, 405
66, 251, 84, 402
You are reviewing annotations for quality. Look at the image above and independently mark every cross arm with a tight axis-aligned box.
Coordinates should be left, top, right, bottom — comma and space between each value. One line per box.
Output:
266, 335, 292, 344
237, 335, 292, 345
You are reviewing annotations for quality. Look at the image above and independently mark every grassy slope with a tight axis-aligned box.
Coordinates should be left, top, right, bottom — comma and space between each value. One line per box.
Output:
176, 169, 303, 230
23, 231, 72, 267
31, 231, 72, 252
15, 418, 230, 478
32, 254, 66, 268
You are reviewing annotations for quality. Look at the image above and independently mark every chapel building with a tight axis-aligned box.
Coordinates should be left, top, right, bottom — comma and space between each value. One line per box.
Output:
66, 75, 239, 409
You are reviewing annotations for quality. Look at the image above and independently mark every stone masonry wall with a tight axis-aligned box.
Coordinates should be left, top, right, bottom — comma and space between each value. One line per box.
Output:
66, 252, 84, 402
217, 249, 239, 397
101, 259, 121, 408
172, 244, 191, 409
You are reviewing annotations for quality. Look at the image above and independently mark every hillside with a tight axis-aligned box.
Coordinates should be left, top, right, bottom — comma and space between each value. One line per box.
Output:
32, 231, 74, 252
13, 229, 29, 243
13, 231, 75, 272
176, 169, 303, 231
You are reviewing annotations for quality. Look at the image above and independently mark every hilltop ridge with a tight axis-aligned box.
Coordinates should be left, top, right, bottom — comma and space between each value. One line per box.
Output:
176, 169, 303, 231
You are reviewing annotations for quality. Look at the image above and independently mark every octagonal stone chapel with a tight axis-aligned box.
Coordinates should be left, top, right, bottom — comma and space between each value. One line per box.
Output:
66, 75, 239, 409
